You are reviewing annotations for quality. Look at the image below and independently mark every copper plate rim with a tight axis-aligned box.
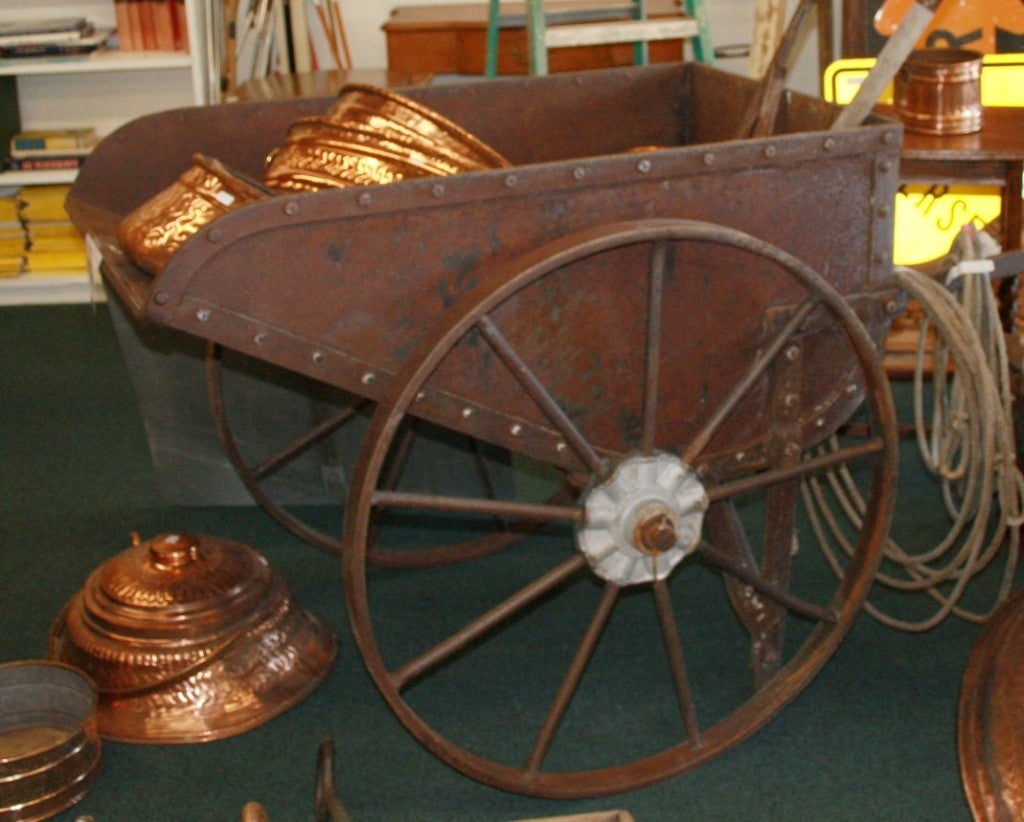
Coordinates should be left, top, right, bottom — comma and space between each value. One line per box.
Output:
266, 138, 482, 177
281, 118, 505, 170
958, 586, 1024, 821
329, 83, 511, 167
94, 615, 338, 745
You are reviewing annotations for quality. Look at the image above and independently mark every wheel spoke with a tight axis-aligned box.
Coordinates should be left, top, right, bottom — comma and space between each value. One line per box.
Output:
652, 578, 701, 744
707, 437, 886, 502
371, 489, 582, 524
368, 480, 578, 569
527, 582, 620, 773
682, 297, 819, 465
206, 345, 368, 482
389, 554, 587, 690
696, 540, 837, 623
467, 434, 510, 531
477, 315, 605, 476
377, 418, 416, 495
251, 401, 366, 480
642, 240, 669, 454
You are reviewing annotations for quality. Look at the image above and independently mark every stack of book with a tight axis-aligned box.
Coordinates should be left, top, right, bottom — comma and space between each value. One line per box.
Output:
8, 128, 98, 172
0, 187, 26, 277
19, 185, 88, 275
115, 0, 189, 52
0, 17, 111, 59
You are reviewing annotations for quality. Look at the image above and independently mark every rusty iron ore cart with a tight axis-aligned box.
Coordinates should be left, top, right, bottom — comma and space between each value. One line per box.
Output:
68, 63, 903, 798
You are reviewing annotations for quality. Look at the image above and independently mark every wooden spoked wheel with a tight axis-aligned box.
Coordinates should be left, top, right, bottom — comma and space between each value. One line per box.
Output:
206, 346, 531, 567
344, 219, 899, 797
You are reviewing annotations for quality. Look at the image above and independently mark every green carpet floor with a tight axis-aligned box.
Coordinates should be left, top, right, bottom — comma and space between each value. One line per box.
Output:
1, 303, 1015, 821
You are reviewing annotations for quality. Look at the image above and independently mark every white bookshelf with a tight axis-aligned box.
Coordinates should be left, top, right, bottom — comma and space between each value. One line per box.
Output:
0, 46, 194, 76
0, 0, 216, 305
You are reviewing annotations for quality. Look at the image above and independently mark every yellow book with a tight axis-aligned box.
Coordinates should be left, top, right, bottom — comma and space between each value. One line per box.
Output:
0, 254, 25, 277
27, 222, 82, 241
27, 223, 84, 253
0, 198, 19, 223
0, 234, 26, 255
24, 247, 87, 273
30, 238, 86, 254
19, 185, 73, 223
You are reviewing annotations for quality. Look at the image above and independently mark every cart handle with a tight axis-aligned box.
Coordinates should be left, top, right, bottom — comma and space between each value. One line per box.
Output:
831, 0, 945, 130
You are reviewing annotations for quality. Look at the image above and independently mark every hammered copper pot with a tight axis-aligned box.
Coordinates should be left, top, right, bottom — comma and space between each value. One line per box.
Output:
117, 154, 273, 277
49, 532, 336, 744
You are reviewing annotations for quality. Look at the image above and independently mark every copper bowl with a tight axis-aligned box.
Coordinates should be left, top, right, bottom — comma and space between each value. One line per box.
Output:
264, 83, 510, 193
118, 154, 273, 277
0, 661, 102, 821
49, 532, 336, 744
894, 48, 983, 136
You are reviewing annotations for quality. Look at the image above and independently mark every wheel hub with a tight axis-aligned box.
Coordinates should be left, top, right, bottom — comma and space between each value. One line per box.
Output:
576, 453, 709, 586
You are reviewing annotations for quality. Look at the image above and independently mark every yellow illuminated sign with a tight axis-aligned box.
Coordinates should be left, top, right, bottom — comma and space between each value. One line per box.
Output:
823, 55, 1023, 265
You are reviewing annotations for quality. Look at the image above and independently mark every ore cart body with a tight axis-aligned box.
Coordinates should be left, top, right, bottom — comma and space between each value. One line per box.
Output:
68, 62, 903, 797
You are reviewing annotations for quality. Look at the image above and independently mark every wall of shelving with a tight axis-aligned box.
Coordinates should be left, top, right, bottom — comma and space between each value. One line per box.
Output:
0, 0, 215, 304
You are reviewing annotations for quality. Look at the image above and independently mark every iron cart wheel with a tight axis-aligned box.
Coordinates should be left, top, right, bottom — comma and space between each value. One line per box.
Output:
343, 219, 899, 797
206, 345, 550, 567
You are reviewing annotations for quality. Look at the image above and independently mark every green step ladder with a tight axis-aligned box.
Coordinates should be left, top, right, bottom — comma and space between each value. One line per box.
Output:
485, 0, 715, 77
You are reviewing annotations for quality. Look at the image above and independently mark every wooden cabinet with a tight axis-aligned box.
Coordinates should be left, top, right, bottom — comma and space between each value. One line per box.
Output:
384, 1, 694, 76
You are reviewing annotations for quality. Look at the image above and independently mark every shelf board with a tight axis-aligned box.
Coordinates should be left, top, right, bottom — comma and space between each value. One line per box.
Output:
0, 167, 78, 187
0, 47, 192, 76
0, 272, 105, 305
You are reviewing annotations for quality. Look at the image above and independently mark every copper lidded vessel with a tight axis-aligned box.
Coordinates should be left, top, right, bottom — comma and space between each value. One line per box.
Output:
49, 532, 336, 744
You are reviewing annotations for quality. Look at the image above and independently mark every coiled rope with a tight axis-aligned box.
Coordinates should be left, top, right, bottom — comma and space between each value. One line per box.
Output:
803, 227, 1023, 631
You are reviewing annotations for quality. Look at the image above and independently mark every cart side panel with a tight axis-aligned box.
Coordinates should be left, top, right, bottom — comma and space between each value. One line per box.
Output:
400, 64, 840, 165
146, 121, 900, 468
398, 63, 700, 164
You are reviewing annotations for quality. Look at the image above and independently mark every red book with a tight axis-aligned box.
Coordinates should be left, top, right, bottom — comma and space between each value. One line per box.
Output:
114, 0, 135, 50
8, 155, 86, 171
153, 0, 175, 50
139, 0, 157, 50
172, 0, 188, 52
